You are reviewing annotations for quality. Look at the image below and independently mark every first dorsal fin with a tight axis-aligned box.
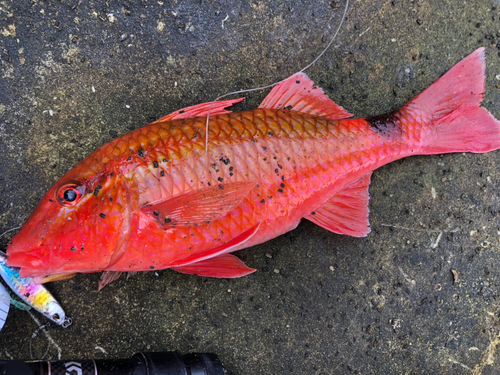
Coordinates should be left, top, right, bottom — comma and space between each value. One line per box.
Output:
305, 173, 372, 237
259, 72, 352, 120
151, 98, 245, 123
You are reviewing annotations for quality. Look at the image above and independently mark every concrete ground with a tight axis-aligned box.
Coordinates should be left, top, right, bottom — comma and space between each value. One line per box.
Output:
1, 0, 500, 374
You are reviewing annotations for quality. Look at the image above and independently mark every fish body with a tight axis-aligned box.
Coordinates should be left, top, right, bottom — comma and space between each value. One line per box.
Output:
6, 48, 500, 287
0, 252, 70, 326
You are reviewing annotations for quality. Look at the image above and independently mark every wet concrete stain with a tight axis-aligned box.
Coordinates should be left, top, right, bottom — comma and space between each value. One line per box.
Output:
1, 1, 500, 374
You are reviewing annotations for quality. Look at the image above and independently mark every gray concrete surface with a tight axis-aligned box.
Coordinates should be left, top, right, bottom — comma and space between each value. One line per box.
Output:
0, 0, 500, 374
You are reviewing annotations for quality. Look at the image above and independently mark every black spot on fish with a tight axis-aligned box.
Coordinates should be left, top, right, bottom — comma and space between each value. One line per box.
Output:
71, 246, 76, 251
164, 218, 172, 223
261, 199, 266, 203
110, 172, 114, 177
109, 197, 113, 202
179, 110, 185, 114
150, 266, 155, 269
153, 210, 159, 216
284, 105, 293, 110
366, 112, 402, 137
49, 199, 54, 203
160, 171, 165, 177
229, 166, 234, 171
219, 157, 230, 165
86, 189, 93, 194
153, 161, 159, 168
163, 158, 168, 162
99, 213, 106, 219
311, 211, 316, 215
218, 177, 223, 182
127, 156, 132, 161
275, 169, 279, 174
296, 80, 300, 84
94, 186, 102, 196
280, 183, 285, 188
268, 132, 274, 136
278, 189, 283, 193
219, 184, 224, 190
138, 149, 145, 157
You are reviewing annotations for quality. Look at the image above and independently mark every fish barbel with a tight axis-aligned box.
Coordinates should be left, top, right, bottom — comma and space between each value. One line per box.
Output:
6, 48, 500, 288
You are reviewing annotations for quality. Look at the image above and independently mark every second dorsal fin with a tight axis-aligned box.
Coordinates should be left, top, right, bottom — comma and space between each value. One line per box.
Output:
259, 72, 352, 120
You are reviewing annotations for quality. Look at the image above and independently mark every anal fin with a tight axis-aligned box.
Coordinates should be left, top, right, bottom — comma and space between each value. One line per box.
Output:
172, 254, 255, 278
305, 173, 372, 237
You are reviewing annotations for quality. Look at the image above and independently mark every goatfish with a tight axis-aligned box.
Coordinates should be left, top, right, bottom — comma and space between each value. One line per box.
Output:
0, 251, 71, 326
5, 48, 500, 290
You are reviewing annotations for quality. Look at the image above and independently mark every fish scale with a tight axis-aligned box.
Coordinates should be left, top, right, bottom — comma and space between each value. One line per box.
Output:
6, 49, 500, 288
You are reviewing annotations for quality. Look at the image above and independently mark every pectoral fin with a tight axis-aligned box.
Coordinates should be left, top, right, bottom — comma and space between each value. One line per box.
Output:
172, 254, 256, 278
141, 181, 256, 227
305, 173, 372, 237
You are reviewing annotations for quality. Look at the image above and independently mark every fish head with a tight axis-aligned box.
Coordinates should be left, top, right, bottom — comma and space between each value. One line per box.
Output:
6, 168, 132, 280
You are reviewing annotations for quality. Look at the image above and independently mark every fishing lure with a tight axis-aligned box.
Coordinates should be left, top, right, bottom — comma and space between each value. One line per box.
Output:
0, 251, 71, 327
0, 283, 10, 331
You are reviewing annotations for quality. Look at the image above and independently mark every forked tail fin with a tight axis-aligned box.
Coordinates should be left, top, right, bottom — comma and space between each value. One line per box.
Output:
403, 47, 500, 154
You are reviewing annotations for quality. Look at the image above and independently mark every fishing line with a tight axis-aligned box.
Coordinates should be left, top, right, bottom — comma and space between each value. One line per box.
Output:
203, 0, 350, 156
0, 226, 20, 240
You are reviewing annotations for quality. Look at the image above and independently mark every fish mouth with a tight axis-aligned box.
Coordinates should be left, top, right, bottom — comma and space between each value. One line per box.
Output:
6, 253, 46, 278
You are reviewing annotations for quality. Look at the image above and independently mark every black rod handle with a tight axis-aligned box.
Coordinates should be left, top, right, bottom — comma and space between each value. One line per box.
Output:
0, 351, 224, 375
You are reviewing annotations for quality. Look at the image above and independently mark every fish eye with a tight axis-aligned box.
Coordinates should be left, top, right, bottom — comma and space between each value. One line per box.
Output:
57, 184, 84, 206
64, 189, 77, 202
52, 313, 61, 321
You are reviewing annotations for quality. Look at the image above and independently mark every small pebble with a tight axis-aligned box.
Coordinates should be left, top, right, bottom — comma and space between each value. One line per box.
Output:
274, 269, 280, 274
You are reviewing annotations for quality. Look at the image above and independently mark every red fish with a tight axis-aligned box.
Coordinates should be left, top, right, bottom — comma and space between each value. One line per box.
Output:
6, 48, 500, 288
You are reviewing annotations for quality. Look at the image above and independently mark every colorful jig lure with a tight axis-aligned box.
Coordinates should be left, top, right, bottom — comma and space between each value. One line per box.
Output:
0, 251, 71, 327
